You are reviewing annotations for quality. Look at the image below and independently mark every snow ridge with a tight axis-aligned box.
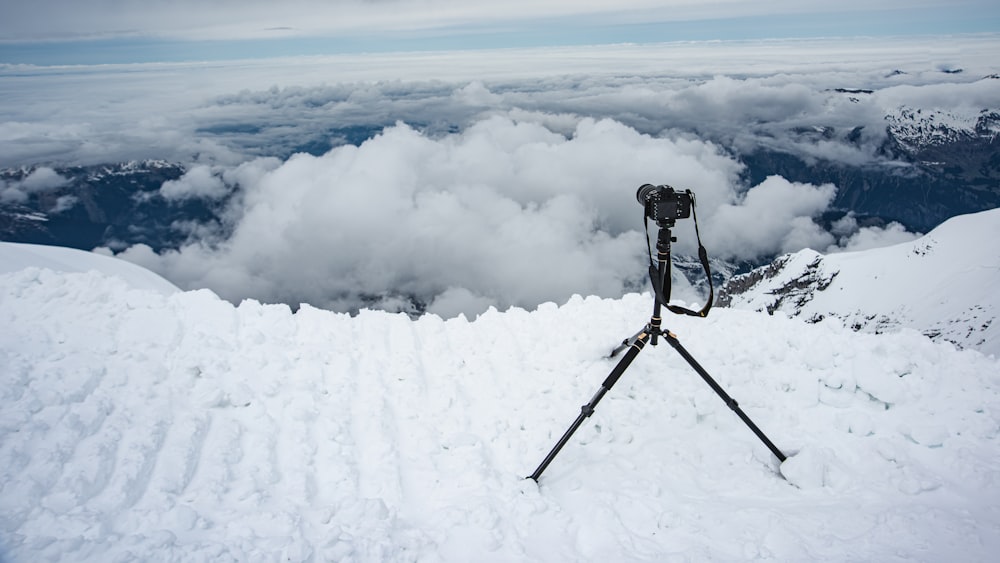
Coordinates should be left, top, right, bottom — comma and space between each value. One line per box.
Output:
0, 242, 180, 295
720, 208, 1000, 356
2, 260, 1000, 561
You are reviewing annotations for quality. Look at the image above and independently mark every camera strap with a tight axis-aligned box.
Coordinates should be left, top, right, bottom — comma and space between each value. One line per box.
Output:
643, 190, 714, 318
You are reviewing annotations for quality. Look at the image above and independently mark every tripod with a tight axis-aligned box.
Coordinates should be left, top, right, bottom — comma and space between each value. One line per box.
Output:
527, 221, 787, 482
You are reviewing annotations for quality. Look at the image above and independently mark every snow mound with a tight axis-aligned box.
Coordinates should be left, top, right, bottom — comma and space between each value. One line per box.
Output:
721, 208, 1000, 356
2, 262, 1000, 561
0, 242, 179, 295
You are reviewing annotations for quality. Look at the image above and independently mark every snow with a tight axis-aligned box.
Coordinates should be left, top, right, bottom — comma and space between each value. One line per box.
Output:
723, 208, 1000, 357
0, 242, 180, 295
886, 105, 997, 151
2, 242, 1000, 561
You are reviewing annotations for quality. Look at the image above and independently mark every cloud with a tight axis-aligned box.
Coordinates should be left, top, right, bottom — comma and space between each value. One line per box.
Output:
108, 117, 859, 317
427, 287, 503, 319
703, 175, 837, 259
827, 215, 923, 252
160, 165, 229, 200
19, 167, 70, 191
0, 166, 71, 204
3, 37, 997, 169
0, 181, 21, 204
52, 195, 78, 213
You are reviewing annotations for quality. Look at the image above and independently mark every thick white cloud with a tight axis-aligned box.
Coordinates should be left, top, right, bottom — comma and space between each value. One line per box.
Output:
0, 167, 70, 204
110, 117, 857, 317
828, 217, 922, 253
19, 167, 70, 192
703, 175, 837, 259
160, 165, 228, 200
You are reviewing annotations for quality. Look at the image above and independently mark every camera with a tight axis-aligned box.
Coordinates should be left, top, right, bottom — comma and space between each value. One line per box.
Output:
636, 184, 692, 223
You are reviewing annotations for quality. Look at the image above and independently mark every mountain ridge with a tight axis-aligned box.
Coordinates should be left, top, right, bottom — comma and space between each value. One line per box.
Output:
718, 208, 1000, 356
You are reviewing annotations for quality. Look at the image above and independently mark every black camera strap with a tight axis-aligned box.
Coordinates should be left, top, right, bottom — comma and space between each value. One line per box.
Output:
643, 190, 714, 318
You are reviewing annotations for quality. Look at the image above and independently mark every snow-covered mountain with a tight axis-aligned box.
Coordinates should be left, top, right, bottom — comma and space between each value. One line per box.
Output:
1, 240, 999, 561
719, 208, 1000, 356
885, 106, 1000, 154
0, 161, 201, 253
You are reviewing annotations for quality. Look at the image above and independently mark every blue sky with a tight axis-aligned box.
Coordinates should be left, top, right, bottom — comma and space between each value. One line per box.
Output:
2, 1, 999, 65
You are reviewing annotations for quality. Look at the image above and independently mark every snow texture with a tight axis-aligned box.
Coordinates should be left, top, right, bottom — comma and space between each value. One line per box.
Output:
1, 241, 1000, 562
722, 208, 1000, 357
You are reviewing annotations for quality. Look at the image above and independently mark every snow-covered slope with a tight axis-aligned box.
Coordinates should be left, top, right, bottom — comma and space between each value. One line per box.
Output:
720, 208, 1000, 357
2, 250, 999, 561
0, 242, 179, 295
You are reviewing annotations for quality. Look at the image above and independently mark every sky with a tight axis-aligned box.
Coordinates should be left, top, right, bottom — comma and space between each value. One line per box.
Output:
2, 0, 999, 65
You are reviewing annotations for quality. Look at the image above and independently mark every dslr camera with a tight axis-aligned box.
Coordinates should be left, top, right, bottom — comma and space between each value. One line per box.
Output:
636, 184, 692, 223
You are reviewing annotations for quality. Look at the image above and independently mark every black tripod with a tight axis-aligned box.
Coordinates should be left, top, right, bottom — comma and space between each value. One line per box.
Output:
527, 221, 787, 482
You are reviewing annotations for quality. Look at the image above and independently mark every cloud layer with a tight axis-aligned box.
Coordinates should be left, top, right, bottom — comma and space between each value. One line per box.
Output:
4, 37, 998, 169
115, 118, 726, 315
110, 117, 917, 317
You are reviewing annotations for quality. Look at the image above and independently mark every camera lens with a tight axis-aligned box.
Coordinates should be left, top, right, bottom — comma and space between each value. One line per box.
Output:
636, 184, 658, 205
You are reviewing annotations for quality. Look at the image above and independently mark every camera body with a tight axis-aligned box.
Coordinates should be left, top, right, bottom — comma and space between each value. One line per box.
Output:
636, 184, 692, 223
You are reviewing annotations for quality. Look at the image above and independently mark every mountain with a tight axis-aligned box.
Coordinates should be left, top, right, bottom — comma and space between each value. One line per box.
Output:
0, 161, 216, 252
2, 242, 999, 561
718, 208, 1000, 356
741, 96, 1000, 232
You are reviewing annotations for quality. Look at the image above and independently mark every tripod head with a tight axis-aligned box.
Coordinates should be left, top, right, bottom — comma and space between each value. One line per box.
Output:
637, 183, 714, 319
636, 184, 692, 227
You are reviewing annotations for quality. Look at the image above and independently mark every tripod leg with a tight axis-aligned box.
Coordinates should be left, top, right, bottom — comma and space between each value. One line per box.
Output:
610, 316, 663, 358
610, 326, 648, 358
528, 331, 651, 481
662, 331, 787, 462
